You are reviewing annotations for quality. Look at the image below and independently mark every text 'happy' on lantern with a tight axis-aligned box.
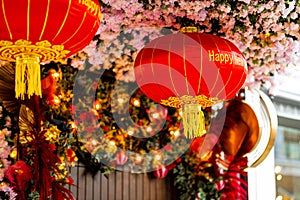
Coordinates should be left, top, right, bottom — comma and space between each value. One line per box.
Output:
0, 0, 101, 99
134, 27, 247, 138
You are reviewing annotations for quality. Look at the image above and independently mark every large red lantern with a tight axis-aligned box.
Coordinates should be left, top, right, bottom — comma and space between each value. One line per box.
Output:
134, 27, 247, 138
0, 0, 101, 99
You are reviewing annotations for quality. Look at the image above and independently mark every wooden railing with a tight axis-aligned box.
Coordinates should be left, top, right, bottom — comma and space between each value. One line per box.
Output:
68, 163, 177, 200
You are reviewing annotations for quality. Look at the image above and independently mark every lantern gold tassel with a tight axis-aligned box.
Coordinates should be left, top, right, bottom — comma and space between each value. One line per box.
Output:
182, 104, 206, 138
15, 54, 42, 100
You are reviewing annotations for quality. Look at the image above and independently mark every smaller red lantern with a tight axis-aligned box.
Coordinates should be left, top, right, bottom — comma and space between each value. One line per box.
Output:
190, 133, 218, 159
154, 165, 168, 179
190, 136, 205, 153
41, 69, 57, 104
116, 151, 128, 166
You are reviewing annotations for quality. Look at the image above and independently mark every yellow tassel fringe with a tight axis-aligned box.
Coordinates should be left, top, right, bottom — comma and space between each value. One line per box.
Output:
15, 54, 42, 99
182, 104, 206, 138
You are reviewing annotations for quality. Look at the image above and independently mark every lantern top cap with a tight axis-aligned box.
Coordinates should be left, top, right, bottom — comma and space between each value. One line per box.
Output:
180, 26, 198, 33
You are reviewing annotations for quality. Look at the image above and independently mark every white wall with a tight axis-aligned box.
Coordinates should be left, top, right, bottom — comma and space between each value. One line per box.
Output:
248, 148, 276, 200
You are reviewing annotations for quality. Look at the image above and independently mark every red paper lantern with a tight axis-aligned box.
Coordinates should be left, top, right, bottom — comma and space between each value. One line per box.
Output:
0, 0, 101, 99
190, 134, 217, 152
154, 165, 168, 178
190, 136, 205, 152
41, 69, 57, 104
116, 151, 128, 166
134, 27, 247, 138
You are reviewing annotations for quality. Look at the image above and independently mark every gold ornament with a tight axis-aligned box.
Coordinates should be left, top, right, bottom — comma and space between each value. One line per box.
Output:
0, 39, 69, 99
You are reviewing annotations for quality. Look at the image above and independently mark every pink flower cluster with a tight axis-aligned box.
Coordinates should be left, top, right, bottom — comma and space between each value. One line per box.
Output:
63, 1, 300, 92
0, 130, 12, 181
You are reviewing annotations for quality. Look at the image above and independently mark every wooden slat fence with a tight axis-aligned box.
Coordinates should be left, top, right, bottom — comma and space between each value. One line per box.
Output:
68, 163, 178, 200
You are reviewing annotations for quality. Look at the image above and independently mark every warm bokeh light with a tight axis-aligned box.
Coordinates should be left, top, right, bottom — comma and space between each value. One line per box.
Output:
275, 195, 283, 200
53, 96, 61, 104
146, 127, 152, 132
274, 165, 282, 174
91, 139, 97, 146
10, 149, 17, 159
135, 154, 142, 163
154, 154, 162, 161
94, 102, 101, 110
276, 174, 283, 181
109, 140, 116, 146
127, 130, 134, 136
52, 72, 60, 78
118, 98, 125, 104
132, 98, 141, 107
171, 130, 181, 138
152, 112, 159, 119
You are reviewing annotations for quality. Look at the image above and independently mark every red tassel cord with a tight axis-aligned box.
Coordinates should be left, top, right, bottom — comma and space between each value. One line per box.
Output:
17, 84, 74, 199
31, 133, 62, 199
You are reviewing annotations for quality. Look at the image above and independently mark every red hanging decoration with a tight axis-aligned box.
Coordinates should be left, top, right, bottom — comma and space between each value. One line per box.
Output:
0, 0, 101, 99
115, 151, 128, 165
190, 133, 218, 159
134, 27, 247, 138
210, 98, 260, 200
153, 165, 168, 179
41, 69, 57, 104
4, 160, 33, 200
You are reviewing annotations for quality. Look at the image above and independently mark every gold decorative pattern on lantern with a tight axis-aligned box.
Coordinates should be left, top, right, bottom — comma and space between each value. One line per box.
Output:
0, 39, 70, 62
160, 94, 222, 109
180, 26, 198, 33
78, 0, 102, 19
0, 39, 70, 99
161, 95, 222, 138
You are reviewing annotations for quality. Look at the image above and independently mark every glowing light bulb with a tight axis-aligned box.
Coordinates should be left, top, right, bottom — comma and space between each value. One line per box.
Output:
10, 149, 17, 159
118, 98, 124, 104
179, 110, 183, 116
276, 196, 283, 200
95, 103, 101, 110
71, 122, 76, 129
53, 96, 60, 104
128, 130, 134, 136
171, 130, 181, 137
109, 140, 116, 146
133, 99, 140, 107
135, 154, 142, 163
276, 174, 282, 181
274, 166, 282, 174
146, 127, 152, 132
91, 139, 97, 146
52, 72, 60, 78
152, 113, 159, 119
154, 154, 162, 161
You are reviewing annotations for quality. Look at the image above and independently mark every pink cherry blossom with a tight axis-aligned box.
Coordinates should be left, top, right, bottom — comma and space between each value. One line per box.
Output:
72, 0, 300, 93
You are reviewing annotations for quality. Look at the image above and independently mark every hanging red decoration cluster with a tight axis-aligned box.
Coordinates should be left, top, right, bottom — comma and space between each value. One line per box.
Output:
0, 0, 101, 99
134, 27, 247, 138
